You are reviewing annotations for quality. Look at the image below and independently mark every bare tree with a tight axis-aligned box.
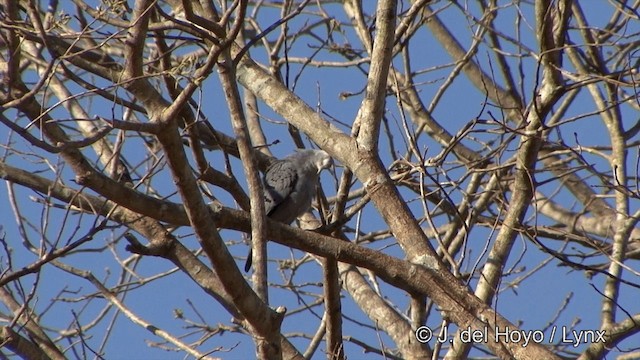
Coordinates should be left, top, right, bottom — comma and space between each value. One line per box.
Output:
1, 0, 639, 359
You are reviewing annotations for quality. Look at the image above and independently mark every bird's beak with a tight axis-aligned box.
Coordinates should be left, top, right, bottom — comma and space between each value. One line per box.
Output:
328, 160, 337, 177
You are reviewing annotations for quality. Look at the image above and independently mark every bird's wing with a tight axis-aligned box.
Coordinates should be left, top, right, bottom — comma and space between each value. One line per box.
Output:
245, 160, 298, 272
263, 160, 298, 217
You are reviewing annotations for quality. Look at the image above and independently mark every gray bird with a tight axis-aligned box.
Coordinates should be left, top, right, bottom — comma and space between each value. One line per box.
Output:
245, 149, 333, 271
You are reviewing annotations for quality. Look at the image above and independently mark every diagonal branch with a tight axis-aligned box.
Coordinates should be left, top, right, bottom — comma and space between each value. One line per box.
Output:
353, 0, 397, 151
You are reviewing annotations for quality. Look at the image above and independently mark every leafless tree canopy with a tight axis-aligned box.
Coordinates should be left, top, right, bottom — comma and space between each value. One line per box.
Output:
1, 0, 639, 359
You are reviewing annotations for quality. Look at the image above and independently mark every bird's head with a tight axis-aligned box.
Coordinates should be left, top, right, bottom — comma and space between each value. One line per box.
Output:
288, 149, 334, 174
314, 150, 333, 173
